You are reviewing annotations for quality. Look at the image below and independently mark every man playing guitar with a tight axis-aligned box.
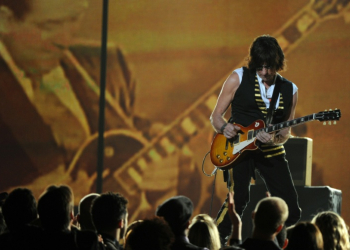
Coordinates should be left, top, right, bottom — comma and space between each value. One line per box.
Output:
210, 35, 301, 243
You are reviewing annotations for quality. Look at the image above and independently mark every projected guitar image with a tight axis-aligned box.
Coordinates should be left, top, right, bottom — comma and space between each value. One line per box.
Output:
210, 109, 341, 169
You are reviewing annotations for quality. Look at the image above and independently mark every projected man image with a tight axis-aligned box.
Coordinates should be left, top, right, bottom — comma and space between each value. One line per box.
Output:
0, 0, 201, 218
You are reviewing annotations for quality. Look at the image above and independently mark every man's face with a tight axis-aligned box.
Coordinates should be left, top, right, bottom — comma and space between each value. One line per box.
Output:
1, 0, 89, 76
256, 64, 277, 84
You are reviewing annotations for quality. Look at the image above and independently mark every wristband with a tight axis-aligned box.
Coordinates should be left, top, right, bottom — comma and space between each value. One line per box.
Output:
220, 123, 228, 133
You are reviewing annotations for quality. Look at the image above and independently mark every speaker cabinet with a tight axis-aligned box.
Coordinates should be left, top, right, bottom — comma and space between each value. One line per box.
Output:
256, 137, 313, 186
241, 185, 342, 239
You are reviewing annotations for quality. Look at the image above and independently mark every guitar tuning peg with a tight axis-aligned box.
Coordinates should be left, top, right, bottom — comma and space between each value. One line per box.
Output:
333, 121, 337, 125
328, 121, 332, 125
323, 121, 326, 125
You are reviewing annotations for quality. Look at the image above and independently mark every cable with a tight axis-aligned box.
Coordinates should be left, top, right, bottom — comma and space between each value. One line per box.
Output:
201, 150, 219, 216
201, 151, 218, 177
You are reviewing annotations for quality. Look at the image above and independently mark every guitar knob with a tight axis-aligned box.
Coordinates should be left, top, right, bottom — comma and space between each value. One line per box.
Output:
227, 157, 231, 160
220, 159, 223, 163
323, 122, 326, 125
333, 121, 337, 125
328, 121, 332, 125
223, 152, 227, 156
216, 155, 221, 159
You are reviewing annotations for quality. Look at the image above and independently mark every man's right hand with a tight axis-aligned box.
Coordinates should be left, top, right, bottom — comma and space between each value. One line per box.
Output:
222, 123, 241, 139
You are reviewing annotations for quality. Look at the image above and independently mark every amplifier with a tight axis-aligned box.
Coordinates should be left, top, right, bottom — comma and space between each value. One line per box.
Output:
255, 137, 313, 186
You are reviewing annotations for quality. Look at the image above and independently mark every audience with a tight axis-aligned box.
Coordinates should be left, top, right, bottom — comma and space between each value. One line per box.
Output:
1, 188, 37, 231
0, 188, 42, 249
156, 195, 208, 250
1, 183, 349, 250
285, 222, 323, 250
125, 217, 174, 250
188, 212, 244, 250
188, 214, 221, 250
91, 192, 128, 250
38, 185, 98, 250
77, 193, 100, 232
312, 211, 350, 250
229, 196, 288, 250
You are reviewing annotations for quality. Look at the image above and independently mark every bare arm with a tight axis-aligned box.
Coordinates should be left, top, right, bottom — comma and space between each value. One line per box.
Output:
210, 72, 241, 138
256, 90, 298, 145
227, 191, 242, 245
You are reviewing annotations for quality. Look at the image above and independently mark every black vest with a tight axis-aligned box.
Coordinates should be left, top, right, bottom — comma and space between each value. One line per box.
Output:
230, 67, 294, 158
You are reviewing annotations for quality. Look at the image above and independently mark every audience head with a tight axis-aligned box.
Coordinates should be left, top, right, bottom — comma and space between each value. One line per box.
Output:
286, 222, 323, 250
2, 188, 37, 231
156, 195, 193, 236
312, 211, 350, 250
188, 214, 221, 250
91, 192, 128, 239
125, 217, 174, 250
253, 197, 289, 236
77, 193, 99, 231
37, 185, 74, 231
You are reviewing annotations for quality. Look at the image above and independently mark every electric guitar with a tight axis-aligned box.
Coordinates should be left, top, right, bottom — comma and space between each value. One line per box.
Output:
210, 109, 341, 170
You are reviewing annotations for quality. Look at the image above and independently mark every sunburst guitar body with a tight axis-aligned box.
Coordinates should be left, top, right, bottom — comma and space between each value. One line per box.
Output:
210, 120, 265, 170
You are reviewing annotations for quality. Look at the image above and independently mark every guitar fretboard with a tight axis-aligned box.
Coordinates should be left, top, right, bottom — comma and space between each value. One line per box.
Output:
254, 114, 315, 136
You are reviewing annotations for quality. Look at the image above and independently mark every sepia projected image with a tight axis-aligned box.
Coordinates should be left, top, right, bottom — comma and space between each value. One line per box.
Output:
1, 0, 350, 224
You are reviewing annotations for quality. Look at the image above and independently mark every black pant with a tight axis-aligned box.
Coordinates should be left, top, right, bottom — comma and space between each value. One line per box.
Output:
216, 150, 301, 241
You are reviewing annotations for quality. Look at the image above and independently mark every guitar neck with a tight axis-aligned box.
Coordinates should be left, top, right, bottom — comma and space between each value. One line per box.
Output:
256, 114, 315, 135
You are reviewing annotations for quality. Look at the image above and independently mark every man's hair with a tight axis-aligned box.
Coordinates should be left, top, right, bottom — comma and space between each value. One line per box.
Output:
312, 211, 350, 250
2, 188, 37, 231
125, 217, 174, 250
253, 197, 289, 235
78, 193, 99, 231
247, 35, 285, 72
155, 196, 193, 236
91, 192, 128, 233
0, 0, 32, 20
37, 185, 74, 231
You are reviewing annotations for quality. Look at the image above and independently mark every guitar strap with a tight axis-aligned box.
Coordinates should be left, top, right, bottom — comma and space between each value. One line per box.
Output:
265, 74, 281, 126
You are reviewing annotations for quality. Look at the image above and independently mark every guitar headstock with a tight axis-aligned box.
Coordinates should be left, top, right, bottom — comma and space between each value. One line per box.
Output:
315, 109, 341, 125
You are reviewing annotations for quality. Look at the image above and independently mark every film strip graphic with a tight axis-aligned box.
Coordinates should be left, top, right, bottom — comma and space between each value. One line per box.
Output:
108, 0, 350, 215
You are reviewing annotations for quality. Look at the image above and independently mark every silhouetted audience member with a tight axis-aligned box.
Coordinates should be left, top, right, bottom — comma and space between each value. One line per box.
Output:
231, 197, 289, 250
156, 195, 208, 250
312, 211, 350, 250
91, 192, 128, 250
188, 214, 221, 250
0, 188, 42, 249
38, 185, 98, 250
2, 188, 37, 231
77, 193, 100, 232
285, 222, 323, 250
125, 217, 174, 250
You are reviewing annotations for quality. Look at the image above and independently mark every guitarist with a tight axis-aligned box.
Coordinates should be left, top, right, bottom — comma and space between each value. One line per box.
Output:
210, 35, 301, 243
